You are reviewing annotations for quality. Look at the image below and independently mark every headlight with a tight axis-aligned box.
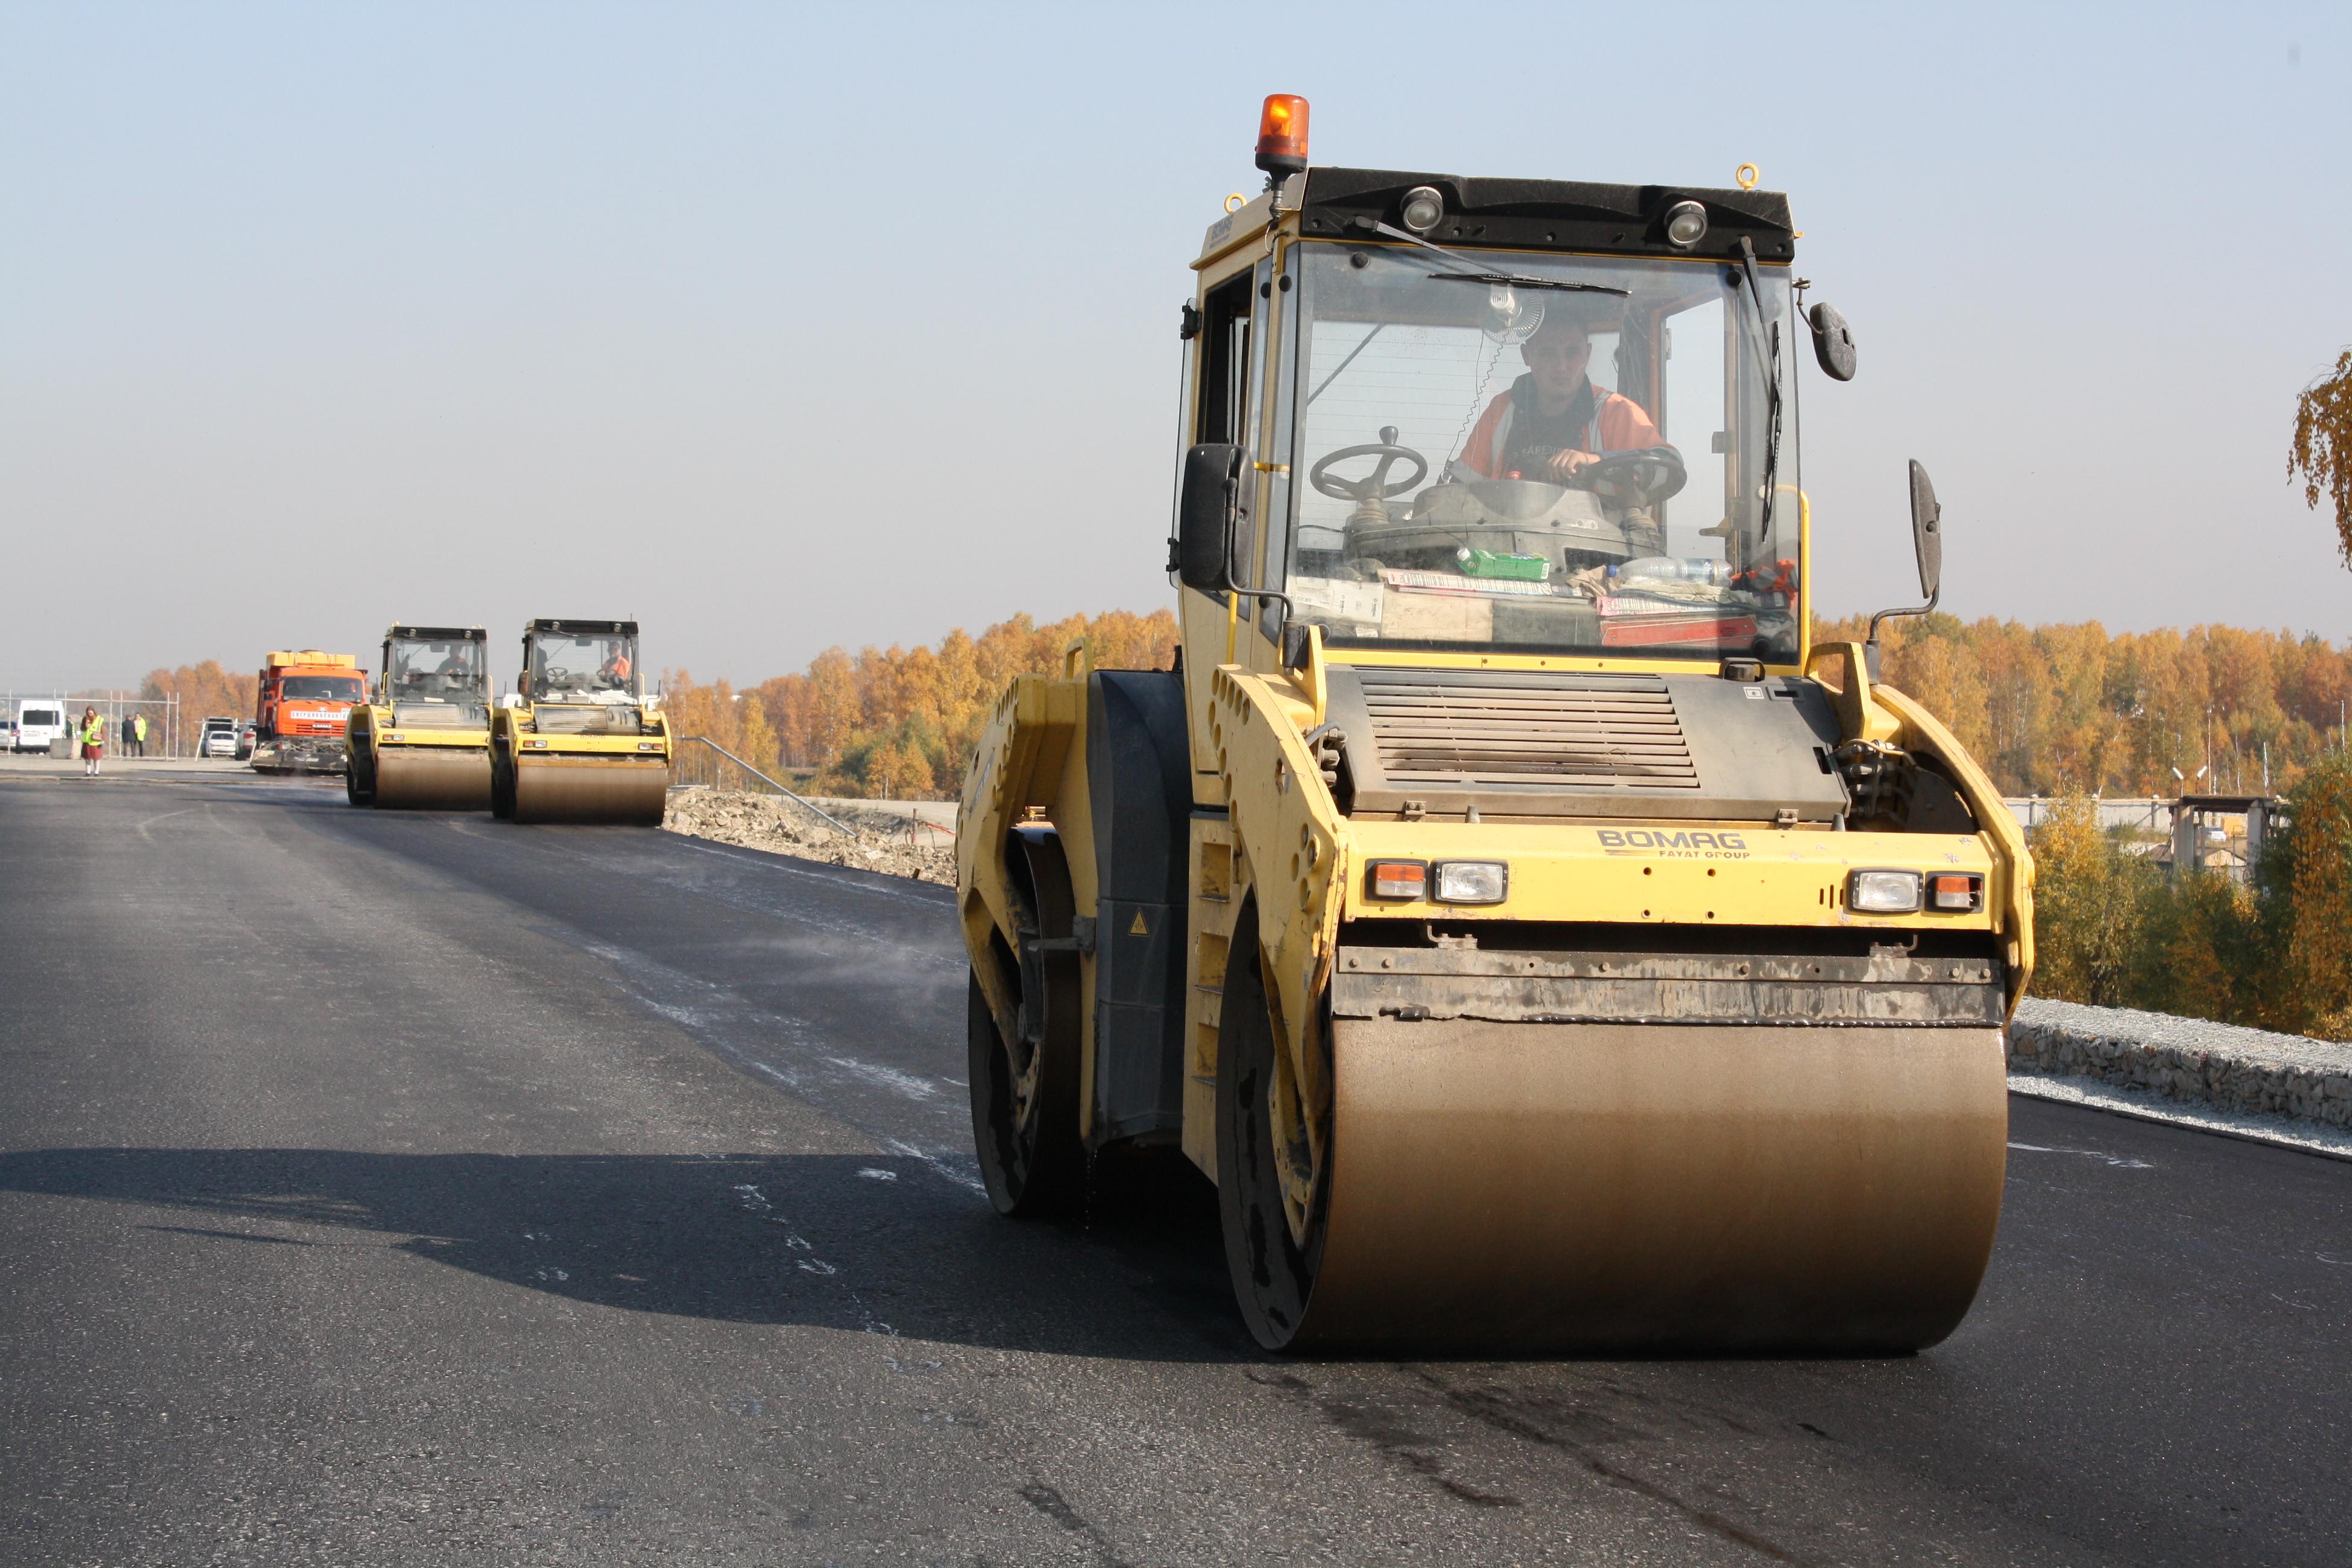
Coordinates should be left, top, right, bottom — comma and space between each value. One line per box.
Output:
524, 739, 548, 750
1432, 861, 1508, 905
1399, 185, 1445, 234
1663, 200, 1708, 247
1847, 869, 1922, 913
636, 742, 659, 751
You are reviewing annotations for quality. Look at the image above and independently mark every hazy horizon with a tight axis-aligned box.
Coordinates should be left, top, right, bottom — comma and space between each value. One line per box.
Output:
5, 2, 2349, 691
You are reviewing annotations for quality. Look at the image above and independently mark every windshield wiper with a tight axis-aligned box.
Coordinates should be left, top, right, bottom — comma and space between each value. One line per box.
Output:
1307, 322, 1385, 406
1424, 272, 1629, 296
1353, 217, 1630, 296
1734, 237, 1785, 543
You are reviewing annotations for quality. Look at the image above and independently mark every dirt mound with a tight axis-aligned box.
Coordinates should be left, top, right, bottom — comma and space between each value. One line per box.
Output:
662, 788, 954, 885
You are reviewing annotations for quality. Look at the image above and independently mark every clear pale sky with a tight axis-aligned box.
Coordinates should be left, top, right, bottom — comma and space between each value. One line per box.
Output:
4, 2, 2348, 691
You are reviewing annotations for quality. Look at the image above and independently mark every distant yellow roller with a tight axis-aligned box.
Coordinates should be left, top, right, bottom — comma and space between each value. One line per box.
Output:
488, 618, 672, 827
346, 626, 493, 812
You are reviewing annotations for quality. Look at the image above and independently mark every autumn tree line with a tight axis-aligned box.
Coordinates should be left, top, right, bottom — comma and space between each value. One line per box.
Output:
1815, 613, 2350, 797
655, 609, 1180, 800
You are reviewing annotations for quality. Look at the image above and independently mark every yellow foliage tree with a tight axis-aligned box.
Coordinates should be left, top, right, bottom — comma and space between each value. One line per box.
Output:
140, 662, 260, 754
2028, 796, 2150, 1005
2290, 348, 2352, 570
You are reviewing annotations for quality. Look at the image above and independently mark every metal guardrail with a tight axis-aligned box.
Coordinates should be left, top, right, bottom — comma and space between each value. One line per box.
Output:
2004, 797, 2177, 832
668, 736, 860, 838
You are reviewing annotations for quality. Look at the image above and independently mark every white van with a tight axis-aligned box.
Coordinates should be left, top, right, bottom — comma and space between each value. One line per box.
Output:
14, 700, 67, 754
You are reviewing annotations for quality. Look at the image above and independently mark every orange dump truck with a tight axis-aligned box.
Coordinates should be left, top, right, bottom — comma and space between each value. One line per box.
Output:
250, 650, 364, 774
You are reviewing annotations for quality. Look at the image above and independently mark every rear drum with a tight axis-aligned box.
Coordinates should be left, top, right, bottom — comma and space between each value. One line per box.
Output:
371, 748, 492, 811
1216, 947, 2009, 1354
510, 758, 668, 825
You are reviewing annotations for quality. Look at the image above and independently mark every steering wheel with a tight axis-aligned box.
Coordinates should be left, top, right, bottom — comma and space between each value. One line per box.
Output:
1310, 425, 1430, 506
543, 665, 572, 683
1576, 445, 1688, 507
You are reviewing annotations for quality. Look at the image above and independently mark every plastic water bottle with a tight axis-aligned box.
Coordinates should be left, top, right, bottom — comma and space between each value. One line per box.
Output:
1613, 557, 1730, 586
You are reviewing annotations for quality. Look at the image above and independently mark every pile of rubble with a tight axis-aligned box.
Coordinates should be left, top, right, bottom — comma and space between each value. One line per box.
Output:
663, 788, 954, 886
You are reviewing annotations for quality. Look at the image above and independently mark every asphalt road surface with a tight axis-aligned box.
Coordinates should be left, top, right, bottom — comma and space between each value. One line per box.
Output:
3, 761, 2348, 1567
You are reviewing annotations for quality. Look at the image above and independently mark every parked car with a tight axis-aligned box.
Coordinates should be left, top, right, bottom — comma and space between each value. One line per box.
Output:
198, 717, 240, 759
235, 720, 256, 760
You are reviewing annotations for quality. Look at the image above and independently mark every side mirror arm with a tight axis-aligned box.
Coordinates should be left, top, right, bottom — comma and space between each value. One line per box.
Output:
1863, 459, 1944, 676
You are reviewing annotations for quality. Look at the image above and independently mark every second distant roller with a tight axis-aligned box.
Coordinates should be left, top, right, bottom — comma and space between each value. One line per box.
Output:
488, 619, 673, 825
346, 626, 494, 810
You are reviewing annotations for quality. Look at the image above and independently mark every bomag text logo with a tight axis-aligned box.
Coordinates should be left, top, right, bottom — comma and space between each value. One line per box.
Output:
1597, 828, 1750, 860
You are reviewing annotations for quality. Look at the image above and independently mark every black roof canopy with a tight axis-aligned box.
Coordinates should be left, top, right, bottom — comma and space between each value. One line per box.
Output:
1298, 168, 1795, 265
528, 619, 638, 638
386, 625, 486, 642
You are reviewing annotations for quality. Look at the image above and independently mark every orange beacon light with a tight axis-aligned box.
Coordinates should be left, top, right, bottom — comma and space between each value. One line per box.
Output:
1255, 94, 1309, 180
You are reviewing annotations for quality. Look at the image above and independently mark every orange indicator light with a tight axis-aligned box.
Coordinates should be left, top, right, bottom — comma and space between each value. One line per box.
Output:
1255, 94, 1310, 177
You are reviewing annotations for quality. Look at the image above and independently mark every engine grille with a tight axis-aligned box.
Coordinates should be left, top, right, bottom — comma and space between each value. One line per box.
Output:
531, 704, 645, 736
1356, 668, 1698, 790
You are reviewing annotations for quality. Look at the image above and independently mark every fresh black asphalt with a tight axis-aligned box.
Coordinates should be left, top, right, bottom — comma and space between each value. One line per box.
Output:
2, 763, 2347, 1566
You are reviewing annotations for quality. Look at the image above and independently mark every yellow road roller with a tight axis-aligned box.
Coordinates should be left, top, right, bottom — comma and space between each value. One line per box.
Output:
346, 626, 492, 810
489, 619, 671, 826
955, 97, 2033, 1354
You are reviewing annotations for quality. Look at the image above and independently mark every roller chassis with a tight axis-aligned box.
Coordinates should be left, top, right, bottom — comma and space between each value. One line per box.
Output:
958, 637, 2034, 1352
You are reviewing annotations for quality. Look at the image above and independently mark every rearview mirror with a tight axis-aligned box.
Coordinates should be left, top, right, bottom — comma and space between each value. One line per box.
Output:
1808, 302, 1857, 382
1175, 442, 1241, 594
1908, 459, 1942, 601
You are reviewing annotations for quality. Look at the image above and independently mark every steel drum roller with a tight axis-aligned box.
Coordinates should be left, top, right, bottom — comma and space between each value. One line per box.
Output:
1282, 1020, 2008, 1353
512, 757, 670, 825
370, 748, 492, 811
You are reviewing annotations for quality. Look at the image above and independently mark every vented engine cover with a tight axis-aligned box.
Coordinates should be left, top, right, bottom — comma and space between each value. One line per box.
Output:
1325, 665, 1848, 823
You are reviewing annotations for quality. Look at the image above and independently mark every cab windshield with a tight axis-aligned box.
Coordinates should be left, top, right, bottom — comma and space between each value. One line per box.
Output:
1276, 243, 1795, 662
387, 640, 486, 703
529, 633, 638, 701
278, 676, 364, 702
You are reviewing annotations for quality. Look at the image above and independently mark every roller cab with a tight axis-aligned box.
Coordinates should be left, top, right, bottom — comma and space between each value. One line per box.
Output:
347, 626, 492, 810
489, 619, 671, 826
955, 100, 2034, 1354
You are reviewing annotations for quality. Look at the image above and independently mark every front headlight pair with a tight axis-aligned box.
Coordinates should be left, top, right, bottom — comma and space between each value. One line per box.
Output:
1365, 859, 1508, 906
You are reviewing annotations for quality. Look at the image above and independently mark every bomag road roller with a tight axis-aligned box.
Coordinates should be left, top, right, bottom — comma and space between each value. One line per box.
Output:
488, 618, 671, 825
955, 97, 2034, 1354
346, 625, 493, 810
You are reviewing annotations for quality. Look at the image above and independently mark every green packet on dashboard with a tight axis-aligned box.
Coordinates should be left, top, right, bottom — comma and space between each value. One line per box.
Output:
1454, 547, 1552, 581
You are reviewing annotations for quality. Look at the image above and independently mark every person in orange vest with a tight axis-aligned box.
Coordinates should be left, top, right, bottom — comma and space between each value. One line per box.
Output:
1458, 310, 1668, 483
599, 647, 633, 690
77, 706, 106, 777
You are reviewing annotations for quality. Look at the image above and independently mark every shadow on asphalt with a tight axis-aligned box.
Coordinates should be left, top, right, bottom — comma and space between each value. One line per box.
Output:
0, 1145, 1254, 1363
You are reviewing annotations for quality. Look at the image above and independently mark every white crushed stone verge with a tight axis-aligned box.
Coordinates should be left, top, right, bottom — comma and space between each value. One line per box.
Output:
2008, 996, 2352, 1161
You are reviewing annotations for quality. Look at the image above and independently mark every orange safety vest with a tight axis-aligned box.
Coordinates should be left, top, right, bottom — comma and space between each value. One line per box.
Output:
1459, 381, 1664, 479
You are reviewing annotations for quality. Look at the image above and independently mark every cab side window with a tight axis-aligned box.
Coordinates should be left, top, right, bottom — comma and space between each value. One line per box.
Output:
1196, 272, 1254, 446
1196, 267, 1270, 610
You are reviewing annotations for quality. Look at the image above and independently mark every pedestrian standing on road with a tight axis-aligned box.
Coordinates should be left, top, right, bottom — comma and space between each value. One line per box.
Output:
77, 707, 106, 777
130, 712, 148, 757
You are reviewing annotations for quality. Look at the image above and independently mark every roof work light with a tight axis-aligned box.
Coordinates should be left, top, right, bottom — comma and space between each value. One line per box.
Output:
1255, 94, 1309, 180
